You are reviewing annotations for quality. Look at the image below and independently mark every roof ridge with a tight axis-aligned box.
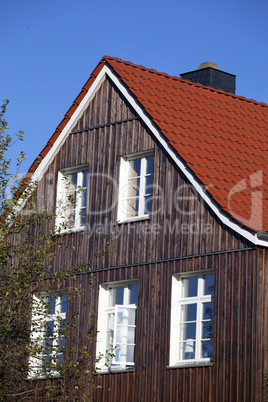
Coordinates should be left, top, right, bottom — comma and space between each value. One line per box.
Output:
103, 56, 268, 109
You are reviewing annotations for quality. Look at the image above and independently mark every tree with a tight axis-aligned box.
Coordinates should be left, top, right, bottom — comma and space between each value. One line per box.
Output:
0, 101, 108, 401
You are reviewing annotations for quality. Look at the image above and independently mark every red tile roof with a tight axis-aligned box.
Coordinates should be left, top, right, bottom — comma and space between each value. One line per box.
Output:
30, 56, 268, 233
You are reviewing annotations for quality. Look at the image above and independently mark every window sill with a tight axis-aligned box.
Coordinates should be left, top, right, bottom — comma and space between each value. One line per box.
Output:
116, 215, 151, 225
26, 373, 62, 381
54, 227, 85, 235
167, 362, 213, 369
95, 367, 135, 375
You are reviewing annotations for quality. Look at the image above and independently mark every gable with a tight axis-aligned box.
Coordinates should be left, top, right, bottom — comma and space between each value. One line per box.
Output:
31, 76, 251, 271
26, 57, 268, 247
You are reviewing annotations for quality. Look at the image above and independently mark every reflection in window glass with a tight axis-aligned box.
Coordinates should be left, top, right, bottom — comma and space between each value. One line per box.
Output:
105, 284, 138, 368
182, 276, 198, 298
171, 273, 214, 365
57, 168, 88, 231
119, 154, 153, 220
30, 293, 68, 377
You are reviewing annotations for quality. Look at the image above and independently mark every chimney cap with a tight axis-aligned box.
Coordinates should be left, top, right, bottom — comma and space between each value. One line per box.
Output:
198, 61, 219, 70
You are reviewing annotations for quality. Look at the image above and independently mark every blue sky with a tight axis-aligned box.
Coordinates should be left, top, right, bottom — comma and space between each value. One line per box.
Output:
2, 0, 268, 175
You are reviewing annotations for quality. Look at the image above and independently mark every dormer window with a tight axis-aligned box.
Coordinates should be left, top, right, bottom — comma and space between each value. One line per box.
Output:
117, 152, 154, 223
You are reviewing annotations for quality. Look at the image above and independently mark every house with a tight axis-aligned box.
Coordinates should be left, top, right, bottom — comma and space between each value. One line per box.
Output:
25, 56, 268, 400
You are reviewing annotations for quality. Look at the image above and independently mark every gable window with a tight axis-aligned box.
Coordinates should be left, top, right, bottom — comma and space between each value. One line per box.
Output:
169, 272, 214, 367
56, 166, 89, 232
96, 282, 138, 372
117, 152, 153, 222
29, 293, 68, 378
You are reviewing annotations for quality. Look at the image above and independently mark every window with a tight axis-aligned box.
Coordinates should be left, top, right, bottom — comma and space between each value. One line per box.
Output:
56, 166, 89, 232
169, 272, 214, 366
96, 282, 138, 372
29, 293, 68, 378
117, 152, 153, 222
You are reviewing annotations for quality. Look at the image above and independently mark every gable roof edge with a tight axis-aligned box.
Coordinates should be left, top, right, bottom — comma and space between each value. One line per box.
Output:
29, 66, 109, 183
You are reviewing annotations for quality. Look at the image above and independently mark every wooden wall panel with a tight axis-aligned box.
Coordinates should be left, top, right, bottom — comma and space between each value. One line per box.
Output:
87, 248, 264, 401
35, 76, 252, 276
23, 76, 268, 400
27, 247, 266, 401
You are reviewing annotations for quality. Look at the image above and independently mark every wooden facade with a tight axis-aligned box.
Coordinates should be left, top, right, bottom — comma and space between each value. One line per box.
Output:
27, 75, 268, 401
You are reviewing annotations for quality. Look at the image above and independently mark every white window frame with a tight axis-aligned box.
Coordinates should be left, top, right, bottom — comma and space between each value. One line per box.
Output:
96, 281, 138, 372
56, 165, 89, 233
28, 293, 68, 379
169, 271, 214, 367
117, 151, 153, 223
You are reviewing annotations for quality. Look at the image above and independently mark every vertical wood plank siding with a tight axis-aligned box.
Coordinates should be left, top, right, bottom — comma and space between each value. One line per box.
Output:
26, 77, 267, 400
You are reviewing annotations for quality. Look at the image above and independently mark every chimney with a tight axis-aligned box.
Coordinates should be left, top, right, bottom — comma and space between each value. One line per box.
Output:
180, 62, 236, 94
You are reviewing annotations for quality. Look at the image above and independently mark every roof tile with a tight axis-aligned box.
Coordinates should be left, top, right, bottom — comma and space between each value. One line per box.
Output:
105, 57, 268, 232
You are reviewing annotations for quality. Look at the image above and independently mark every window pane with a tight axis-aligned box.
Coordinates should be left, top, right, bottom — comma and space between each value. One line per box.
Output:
81, 189, 87, 208
114, 345, 122, 362
59, 334, 66, 350
203, 302, 214, 320
129, 159, 141, 178
181, 304, 197, 322
107, 313, 115, 330
108, 288, 115, 306
43, 354, 52, 369
181, 322, 196, 341
144, 195, 152, 215
128, 177, 140, 198
60, 294, 68, 314
67, 209, 75, 228
145, 175, 153, 194
82, 170, 89, 187
114, 344, 135, 364
44, 337, 53, 355
115, 287, 124, 305
117, 307, 136, 326
117, 310, 124, 325
182, 276, 198, 297
202, 321, 213, 339
115, 325, 135, 344
181, 340, 196, 360
146, 156, 154, 174
127, 327, 135, 344
201, 339, 213, 358
45, 321, 54, 352
68, 172, 77, 186
107, 312, 114, 349
204, 274, 214, 296
106, 330, 114, 350
48, 296, 56, 314
80, 207, 86, 226
129, 284, 138, 305
58, 353, 64, 364
127, 197, 139, 217
126, 345, 135, 362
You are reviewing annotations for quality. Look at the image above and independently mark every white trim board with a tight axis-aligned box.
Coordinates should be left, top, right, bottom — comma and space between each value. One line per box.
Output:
29, 64, 265, 247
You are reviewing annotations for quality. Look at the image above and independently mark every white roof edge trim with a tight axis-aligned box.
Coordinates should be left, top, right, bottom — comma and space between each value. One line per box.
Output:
26, 63, 265, 247
254, 234, 268, 247
104, 67, 262, 246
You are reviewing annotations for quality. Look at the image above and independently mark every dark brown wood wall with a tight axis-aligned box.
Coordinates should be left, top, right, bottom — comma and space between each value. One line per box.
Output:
28, 76, 267, 400
56, 247, 263, 402
37, 76, 251, 272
